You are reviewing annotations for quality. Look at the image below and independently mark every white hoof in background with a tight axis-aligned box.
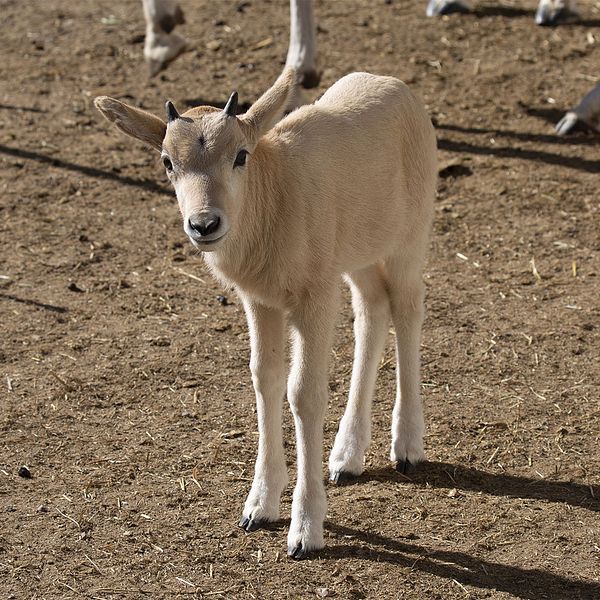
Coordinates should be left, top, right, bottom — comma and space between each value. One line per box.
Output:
426, 0, 473, 17
555, 83, 600, 135
144, 31, 188, 76
535, 0, 580, 25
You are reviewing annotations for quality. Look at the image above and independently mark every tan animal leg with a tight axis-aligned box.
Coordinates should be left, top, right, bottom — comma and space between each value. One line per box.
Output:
329, 266, 390, 483
385, 257, 427, 473
238, 299, 288, 531
286, 288, 339, 559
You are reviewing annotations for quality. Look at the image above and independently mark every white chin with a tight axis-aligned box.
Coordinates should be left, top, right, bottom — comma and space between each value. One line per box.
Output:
189, 236, 225, 252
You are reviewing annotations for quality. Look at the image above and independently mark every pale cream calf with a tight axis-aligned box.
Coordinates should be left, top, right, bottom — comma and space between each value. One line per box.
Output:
95, 68, 437, 558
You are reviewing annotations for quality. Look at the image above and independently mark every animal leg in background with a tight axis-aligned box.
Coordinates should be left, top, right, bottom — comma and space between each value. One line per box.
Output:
142, 0, 187, 76
556, 83, 600, 135
142, 0, 320, 88
426, 0, 580, 25
286, 0, 319, 89
535, 0, 579, 25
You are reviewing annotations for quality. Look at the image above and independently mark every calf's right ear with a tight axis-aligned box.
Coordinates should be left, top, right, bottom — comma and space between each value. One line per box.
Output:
94, 96, 166, 152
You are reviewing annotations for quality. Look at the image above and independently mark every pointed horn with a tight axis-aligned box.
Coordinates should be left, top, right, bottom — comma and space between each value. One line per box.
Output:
165, 100, 180, 122
223, 91, 238, 117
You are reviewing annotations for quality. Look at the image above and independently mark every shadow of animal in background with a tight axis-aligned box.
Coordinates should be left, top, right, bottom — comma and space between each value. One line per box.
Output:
436, 136, 600, 173
0, 144, 170, 196
437, 120, 599, 146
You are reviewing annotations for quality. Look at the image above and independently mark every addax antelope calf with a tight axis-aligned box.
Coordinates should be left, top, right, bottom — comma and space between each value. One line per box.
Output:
95, 68, 437, 558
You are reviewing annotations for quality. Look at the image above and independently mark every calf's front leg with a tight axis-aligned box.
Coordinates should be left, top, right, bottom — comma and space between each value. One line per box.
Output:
239, 299, 288, 531
286, 289, 339, 559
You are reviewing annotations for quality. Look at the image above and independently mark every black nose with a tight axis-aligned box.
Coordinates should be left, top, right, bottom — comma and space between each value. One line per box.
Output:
188, 215, 220, 237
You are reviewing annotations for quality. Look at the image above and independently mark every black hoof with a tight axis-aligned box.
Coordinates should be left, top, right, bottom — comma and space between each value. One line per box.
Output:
288, 543, 309, 560
395, 459, 417, 475
238, 516, 270, 532
300, 69, 321, 90
329, 470, 357, 485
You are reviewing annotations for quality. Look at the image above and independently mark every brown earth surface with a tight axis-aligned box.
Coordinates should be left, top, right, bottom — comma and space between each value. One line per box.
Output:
1, 0, 599, 598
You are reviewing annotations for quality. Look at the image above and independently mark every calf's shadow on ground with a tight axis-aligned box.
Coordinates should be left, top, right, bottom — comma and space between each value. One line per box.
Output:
316, 461, 599, 599
348, 461, 598, 511
321, 520, 600, 600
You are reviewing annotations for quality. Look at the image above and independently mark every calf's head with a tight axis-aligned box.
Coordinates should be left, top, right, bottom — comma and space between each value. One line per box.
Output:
94, 68, 297, 251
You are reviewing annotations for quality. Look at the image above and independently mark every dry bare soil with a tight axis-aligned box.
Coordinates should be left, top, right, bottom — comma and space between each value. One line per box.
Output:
1, 0, 599, 598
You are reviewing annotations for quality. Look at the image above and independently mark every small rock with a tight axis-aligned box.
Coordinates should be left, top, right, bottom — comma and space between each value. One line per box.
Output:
206, 39, 222, 51
67, 282, 85, 293
37, 504, 49, 513
216, 295, 229, 306
18, 466, 32, 478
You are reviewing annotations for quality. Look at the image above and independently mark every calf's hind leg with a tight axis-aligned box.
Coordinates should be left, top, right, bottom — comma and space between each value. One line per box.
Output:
329, 265, 390, 483
384, 258, 427, 473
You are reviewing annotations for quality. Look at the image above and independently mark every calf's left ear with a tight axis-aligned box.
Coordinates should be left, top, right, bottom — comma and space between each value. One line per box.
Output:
239, 68, 299, 141
94, 96, 167, 152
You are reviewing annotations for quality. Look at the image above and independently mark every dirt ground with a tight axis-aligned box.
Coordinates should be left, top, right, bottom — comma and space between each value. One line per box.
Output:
1, 0, 599, 598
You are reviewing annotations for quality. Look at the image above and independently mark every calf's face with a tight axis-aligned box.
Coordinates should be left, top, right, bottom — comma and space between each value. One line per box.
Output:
161, 105, 251, 252
95, 69, 296, 252
93, 95, 255, 253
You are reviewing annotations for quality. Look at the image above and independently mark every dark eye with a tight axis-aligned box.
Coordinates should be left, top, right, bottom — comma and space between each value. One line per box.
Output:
234, 149, 248, 168
162, 156, 173, 172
